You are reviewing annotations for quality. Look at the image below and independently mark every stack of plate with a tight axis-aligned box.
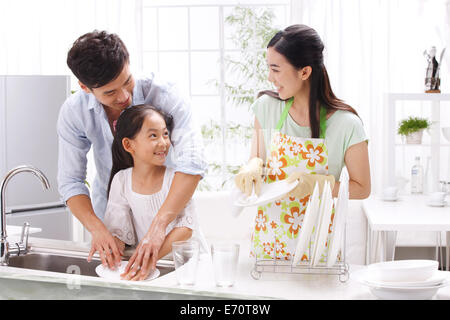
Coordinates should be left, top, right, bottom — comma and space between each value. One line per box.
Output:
352, 260, 450, 300
292, 168, 349, 266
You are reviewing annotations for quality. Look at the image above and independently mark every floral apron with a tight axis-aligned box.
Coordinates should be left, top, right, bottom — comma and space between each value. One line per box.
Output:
251, 98, 333, 263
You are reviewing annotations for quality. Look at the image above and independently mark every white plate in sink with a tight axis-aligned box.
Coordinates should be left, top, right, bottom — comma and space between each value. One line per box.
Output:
95, 261, 160, 281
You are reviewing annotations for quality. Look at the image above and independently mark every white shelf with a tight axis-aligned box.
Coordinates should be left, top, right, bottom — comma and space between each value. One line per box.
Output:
384, 93, 449, 193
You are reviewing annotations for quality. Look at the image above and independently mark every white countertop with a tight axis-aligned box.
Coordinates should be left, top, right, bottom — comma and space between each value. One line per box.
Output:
1, 236, 450, 300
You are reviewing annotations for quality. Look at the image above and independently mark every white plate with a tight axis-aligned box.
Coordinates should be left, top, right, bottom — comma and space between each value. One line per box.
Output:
292, 182, 320, 265
427, 201, 447, 207
369, 284, 444, 300
365, 270, 450, 288
95, 261, 160, 281
352, 268, 450, 300
312, 181, 333, 266
327, 171, 349, 267
233, 179, 299, 207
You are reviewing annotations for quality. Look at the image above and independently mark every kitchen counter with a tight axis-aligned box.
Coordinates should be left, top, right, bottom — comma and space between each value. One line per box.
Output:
1, 236, 450, 300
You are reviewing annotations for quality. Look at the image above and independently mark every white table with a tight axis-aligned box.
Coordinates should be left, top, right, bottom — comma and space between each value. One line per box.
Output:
363, 194, 450, 268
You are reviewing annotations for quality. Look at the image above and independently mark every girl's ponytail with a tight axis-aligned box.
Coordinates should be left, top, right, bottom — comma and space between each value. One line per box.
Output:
107, 137, 134, 197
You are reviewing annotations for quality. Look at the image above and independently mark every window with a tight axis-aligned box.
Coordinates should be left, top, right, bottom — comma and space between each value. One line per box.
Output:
141, 0, 290, 190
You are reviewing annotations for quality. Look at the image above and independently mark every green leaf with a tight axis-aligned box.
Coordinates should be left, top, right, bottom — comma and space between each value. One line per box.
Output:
397, 117, 431, 136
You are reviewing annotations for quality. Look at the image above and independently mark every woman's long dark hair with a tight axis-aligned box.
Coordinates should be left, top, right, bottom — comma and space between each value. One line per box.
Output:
259, 24, 358, 138
107, 104, 174, 197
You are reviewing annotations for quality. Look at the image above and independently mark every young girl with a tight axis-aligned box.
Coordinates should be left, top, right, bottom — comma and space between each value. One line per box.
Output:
104, 104, 207, 281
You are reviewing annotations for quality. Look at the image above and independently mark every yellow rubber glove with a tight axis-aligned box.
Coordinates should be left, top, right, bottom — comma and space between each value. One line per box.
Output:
234, 157, 264, 197
285, 172, 335, 200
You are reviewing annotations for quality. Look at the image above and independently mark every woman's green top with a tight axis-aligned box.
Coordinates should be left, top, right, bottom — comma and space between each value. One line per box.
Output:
252, 94, 368, 180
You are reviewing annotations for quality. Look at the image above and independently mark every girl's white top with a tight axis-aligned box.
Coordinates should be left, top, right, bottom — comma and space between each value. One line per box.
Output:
104, 166, 208, 253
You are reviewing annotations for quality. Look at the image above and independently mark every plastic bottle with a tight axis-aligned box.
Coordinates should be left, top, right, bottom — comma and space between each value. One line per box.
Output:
411, 156, 423, 194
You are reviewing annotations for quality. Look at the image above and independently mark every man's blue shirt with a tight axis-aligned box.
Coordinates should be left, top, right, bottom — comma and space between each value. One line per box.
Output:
57, 73, 207, 219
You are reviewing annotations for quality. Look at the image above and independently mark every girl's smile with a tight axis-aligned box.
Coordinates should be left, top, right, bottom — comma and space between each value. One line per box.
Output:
124, 112, 171, 167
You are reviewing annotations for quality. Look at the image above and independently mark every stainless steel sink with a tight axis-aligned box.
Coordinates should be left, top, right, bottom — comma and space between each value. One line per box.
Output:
7, 251, 175, 278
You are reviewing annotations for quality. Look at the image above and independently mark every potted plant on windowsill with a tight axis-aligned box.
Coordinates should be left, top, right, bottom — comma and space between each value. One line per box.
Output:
397, 116, 431, 144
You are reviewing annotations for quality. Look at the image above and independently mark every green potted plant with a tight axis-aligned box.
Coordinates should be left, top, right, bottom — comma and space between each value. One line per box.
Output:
397, 116, 431, 144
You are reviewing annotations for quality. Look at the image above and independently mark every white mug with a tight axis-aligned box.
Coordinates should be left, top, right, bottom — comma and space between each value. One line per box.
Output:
382, 186, 399, 199
429, 192, 447, 204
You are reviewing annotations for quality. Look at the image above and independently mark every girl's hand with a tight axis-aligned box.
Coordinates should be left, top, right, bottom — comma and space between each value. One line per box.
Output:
121, 224, 165, 281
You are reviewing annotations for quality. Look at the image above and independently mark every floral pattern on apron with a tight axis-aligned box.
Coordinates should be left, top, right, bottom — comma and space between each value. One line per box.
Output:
250, 99, 335, 264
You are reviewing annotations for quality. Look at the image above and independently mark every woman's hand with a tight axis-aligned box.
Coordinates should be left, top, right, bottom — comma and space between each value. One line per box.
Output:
87, 224, 123, 270
120, 223, 166, 281
285, 172, 335, 200
234, 157, 264, 196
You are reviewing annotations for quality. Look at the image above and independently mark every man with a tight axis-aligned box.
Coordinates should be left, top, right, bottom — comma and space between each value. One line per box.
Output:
57, 30, 206, 279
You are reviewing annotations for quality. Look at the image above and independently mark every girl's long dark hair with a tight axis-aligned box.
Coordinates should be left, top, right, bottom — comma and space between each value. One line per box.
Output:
259, 24, 358, 138
107, 104, 174, 197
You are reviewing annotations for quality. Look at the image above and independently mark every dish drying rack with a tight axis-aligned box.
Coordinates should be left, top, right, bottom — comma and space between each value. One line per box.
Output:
250, 224, 349, 283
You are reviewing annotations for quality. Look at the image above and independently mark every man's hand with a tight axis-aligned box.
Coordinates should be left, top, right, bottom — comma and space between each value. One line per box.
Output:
67, 195, 123, 269
87, 224, 123, 270
121, 220, 166, 281
114, 236, 125, 255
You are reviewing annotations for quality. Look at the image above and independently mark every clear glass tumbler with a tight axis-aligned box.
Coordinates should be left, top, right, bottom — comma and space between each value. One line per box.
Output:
172, 240, 200, 286
211, 242, 240, 287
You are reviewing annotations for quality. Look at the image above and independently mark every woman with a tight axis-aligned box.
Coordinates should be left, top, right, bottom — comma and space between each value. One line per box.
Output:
234, 24, 370, 261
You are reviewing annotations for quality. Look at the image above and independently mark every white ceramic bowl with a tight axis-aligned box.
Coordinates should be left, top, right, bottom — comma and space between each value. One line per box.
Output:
369, 286, 439, 300
442, 127, 450, 143
367, 260, 438, 283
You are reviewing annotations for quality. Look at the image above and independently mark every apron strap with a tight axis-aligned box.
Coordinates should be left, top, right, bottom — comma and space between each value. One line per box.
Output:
276, 97, 328, 139
275, 98, 293, 131
319, 106, 327, 139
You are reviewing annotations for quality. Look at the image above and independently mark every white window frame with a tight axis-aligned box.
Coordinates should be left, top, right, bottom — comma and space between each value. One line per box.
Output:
140, 1, 290, 189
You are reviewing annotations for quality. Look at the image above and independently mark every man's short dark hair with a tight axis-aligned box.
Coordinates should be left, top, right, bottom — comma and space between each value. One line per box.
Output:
67, 30, 129, 89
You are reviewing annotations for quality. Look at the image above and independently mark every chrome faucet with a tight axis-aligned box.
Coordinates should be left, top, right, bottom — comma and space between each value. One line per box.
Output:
0, 165, 50, 265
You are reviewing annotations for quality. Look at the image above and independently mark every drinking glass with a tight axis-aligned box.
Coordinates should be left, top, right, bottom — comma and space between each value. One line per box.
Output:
211, 243, 240, 287
172, 240, 200, 286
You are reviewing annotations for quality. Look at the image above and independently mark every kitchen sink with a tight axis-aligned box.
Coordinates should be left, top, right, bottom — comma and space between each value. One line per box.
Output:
0, 246, 220, 300
8, 251, 175, 278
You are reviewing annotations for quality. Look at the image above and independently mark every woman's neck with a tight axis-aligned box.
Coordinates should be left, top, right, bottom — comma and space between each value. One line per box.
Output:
289, 85, 311, 126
